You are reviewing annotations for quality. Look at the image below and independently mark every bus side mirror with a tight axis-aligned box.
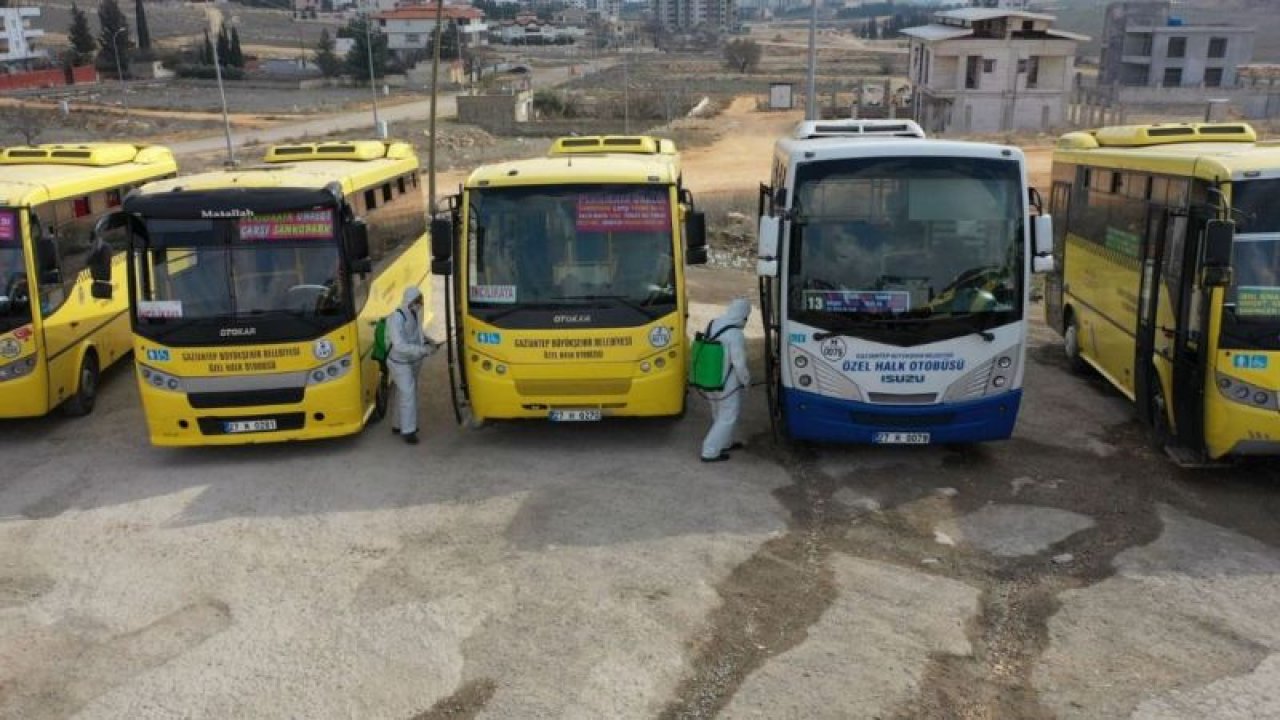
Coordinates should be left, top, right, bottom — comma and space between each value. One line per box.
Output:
1032, 214, 1054, 274
686, 210, 707, 265
430, 217, 453, 276
1202, 219, 1234, 287
346, 219, 372, 274
88, 241, 113, 300
757, 216, 780, 278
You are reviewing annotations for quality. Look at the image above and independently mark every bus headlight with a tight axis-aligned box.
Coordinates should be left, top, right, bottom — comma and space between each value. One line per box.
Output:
1216, 371, 1278, 411
139, 364, 184, 392
307, 353, 353, 386
0, 355, 36, 382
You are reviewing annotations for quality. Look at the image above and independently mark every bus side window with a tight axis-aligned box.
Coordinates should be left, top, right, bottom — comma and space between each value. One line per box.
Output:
29, 207, 67, 315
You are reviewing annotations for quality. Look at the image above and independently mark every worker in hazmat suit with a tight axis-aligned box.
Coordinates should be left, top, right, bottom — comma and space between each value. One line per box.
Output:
701, 297, 752, 462
388, 286, 436, 444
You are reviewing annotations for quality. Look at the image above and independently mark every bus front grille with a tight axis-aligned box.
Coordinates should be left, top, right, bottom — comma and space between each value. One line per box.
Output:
515, 379, 632, 396
865, 392, 938, 405
188, 388, 306, 408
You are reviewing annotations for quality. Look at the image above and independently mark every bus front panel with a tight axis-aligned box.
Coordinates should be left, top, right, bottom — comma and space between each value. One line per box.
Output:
780, 321, 1025, 444
133, 329, 367, 446
463, 314, 685, 421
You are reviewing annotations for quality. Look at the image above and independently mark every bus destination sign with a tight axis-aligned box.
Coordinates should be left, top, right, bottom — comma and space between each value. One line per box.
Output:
238, 211, 334, 241
576, 194, 670, 233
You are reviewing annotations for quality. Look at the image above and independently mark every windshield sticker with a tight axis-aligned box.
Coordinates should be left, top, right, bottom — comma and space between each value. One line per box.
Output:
1237, 286, 1280, 317
576, 194, 671, 233
0, 211, 16, 243
803, 290, 909, 313
1104, 227, 1141, 258
1232, 353, 1268, 370
138, 300, 184, 319
470, 284, 517, 304
238, 211, 334, 241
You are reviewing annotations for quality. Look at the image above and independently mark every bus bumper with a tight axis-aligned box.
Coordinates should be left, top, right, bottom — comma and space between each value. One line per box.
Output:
139, 375, 368, 447
782, 387, 1022, 445
467, 364, 684, 421
0, 364, 51, 418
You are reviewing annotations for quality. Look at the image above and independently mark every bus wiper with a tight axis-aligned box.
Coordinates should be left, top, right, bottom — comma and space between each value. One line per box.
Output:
480, 302, 564, 323
551, 294, 658, 316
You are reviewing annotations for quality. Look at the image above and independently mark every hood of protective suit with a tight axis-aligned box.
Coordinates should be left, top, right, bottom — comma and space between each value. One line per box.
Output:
719, 297, 752, 328
400, 286, 423, 312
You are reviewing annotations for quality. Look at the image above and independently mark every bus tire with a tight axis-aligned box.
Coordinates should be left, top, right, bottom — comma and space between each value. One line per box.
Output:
62, 351, 100, 417
1149, 378, 1171, 451
1063, 312, 1088, 374
369, 371, 389, 423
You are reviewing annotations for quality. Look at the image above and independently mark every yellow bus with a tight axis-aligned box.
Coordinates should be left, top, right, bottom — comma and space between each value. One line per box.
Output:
429, 135, 708, 424
1044, 122, 1280, 463
99, 140, 429, 446
0, 143, 177, 418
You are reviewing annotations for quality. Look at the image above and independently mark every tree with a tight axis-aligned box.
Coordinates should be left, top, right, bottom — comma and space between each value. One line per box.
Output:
229, 26, 244, 68
67, 2, 96, 66
3, 105, 45, 145
134, 0, 152, 57
722, 38, 761, 74
202, 28, 214, 66
344, 17, 389, 80
314, 28, 342, 78
96, 0, 131, 76
216, 25, 231, 66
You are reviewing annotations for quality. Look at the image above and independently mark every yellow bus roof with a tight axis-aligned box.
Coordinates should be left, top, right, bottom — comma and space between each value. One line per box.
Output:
1054, 123, 1280, 180
133, 140, 418, 199
463, 134, 681, 189
0, 143, 177, 207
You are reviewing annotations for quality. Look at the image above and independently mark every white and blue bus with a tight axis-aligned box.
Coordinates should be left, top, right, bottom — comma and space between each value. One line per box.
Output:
757, 120, 1053, 445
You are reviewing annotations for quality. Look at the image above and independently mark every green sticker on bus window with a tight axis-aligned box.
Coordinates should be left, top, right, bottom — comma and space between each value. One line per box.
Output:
1104, 227, 1141, 258
1237, 286, 1280, 317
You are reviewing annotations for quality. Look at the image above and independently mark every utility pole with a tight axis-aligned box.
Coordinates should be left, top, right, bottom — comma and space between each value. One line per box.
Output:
110, 27, 129, 119
805, 0, 818, 120
428, 0, 444, 212
207, 9, 235, 166
364, 0, 383, 137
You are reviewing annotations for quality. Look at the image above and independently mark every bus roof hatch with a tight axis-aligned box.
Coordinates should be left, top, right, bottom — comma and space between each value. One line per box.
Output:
0, 143, 159, 167
264, 140, 408, 163
1087, 123, 1257, 147
548, 135, 676, 156
792, 119, 926, 140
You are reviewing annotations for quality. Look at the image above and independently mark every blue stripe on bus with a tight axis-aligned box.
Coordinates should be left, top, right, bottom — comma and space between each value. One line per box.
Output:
781, 387, 1022, 444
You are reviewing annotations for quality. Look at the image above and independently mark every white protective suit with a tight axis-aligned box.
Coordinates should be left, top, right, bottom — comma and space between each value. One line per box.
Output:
387, 286, 433, 436
701, 297, 752, 460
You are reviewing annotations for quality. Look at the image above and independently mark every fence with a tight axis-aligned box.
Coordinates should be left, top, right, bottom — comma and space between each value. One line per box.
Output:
0, 66, 97, 92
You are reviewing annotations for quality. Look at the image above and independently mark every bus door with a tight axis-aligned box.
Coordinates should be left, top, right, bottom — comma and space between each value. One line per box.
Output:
1045, 181, 1071, 332
1134, 207, 1168, 425
757, 182, 783, 433
1168, 210, 1212, 452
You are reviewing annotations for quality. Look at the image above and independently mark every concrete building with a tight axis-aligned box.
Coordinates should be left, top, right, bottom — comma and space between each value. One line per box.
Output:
374, 4, 488, 58
902, 7, 1087, 134
0, 7, 44, 69
652, 0, 735, 33
1098, 1, 1254, 88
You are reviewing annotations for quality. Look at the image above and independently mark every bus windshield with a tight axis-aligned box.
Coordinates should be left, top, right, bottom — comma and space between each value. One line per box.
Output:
1227, 179, 1280, 322
135, 211, 348, 333
0, 209, 32, 333
787, 156, 1023, 340
466, 185, 676, 323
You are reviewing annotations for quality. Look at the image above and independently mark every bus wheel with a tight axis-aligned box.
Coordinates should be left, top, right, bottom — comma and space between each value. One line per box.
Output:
369, 372, 389, 423
1063, 313, 1088, 374
62, 352, 100, 417
1149, 380, 1171, 451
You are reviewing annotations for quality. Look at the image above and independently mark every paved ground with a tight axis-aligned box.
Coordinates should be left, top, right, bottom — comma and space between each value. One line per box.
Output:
3, 267, 1280, 719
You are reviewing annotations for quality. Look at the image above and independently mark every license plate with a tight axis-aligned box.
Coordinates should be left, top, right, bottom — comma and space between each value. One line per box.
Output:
549, 409, 602, 422
224, 419, 278, 434
873, 432, 930, 445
